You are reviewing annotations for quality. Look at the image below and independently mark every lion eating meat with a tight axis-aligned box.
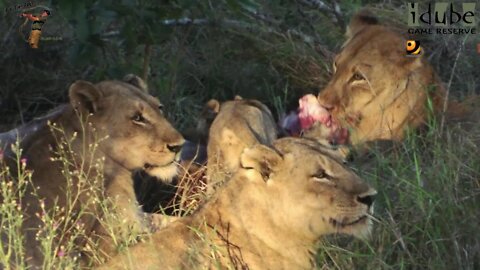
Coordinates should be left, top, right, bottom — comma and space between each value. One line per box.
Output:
284, 11, 471, 149
97, 137, 377, 270
318, 12, 444, 145
0, 75, 184, 267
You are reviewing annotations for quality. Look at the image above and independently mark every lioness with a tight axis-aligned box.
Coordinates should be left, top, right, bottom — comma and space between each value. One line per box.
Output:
0, 75, 184, 267
309, 11, 456, 147
205, 97, 278, 194
97, 137, 377, 270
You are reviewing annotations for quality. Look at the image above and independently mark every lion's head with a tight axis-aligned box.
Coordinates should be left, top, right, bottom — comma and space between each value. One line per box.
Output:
313, 11, 444, 146
68, 75, 185, 181
6, 75, 185, 266
240, 137, 376, 239
96, 137, 376, 270
204, 96, 278, 192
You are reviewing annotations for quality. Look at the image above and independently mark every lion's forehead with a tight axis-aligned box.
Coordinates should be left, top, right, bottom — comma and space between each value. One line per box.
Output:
284, 149, 346, 173
338, 28, 403, 68
97, 82, 161, 110
278, 146, 366, 188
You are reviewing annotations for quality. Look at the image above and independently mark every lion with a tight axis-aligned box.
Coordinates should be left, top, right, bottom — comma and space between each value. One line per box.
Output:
0, 75, 185, 267
97, 137, 377, 270
205, 97, 278, 195
309, 11, 467, 149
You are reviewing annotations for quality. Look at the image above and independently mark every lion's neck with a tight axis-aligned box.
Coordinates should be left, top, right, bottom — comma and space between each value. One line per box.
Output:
23, 105, 131, 191
193, 172, 316, 269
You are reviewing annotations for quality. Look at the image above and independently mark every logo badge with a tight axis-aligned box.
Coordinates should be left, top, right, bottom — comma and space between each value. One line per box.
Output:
406, 40, 422, 56
407, 3, 477, 35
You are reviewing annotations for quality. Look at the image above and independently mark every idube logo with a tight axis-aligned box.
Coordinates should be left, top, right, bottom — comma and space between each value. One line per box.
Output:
407, 2, 476, 35
406, 40, 422, 56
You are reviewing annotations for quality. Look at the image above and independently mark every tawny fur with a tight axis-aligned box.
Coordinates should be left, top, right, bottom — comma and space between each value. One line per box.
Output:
205, 98, 278, 195
0, 75, 184, 267
317, 11, 455, 147
98, 137, 376, 270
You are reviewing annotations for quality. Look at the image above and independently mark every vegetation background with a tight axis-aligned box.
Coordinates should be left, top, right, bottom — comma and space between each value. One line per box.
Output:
0, 0, 479, 269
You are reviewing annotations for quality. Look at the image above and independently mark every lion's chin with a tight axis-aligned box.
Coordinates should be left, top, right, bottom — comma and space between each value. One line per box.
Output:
328, 126, 350, 145
330, 216, 372, 240
144, 162, 178, 183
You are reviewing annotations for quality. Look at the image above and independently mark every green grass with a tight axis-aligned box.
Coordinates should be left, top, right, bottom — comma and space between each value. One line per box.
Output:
0, 130, 147, 269
0, 142, 29, 269
315, 125, 480, 269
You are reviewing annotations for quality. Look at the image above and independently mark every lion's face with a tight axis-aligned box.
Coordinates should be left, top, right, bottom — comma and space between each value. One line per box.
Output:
316, 13, 443, 146
69, 75, 185, 181
240, 138, 376, 240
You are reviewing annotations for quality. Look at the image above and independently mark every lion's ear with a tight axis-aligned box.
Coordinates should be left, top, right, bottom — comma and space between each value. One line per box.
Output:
205, 99, 221, 114
123, 74, 148, 93
234, 95, 243, 100
346, 10, 379, 39
240, 144, 283, 180
69, 80, 102, 114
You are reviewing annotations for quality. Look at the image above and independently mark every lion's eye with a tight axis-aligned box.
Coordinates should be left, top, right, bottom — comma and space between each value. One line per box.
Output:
132, 112, 147, 124
352, 72, 365, 81
313, 169, 330, 179
158, 104, 164, 111
312, 170, 334, 184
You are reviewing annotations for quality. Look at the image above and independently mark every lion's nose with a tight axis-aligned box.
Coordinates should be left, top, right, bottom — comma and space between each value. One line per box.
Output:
357, 189, 377, 207
167, 143, 183, 154
317, 95, 335, 111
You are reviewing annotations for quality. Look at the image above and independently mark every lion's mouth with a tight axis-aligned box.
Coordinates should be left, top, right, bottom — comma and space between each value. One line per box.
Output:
143, 161, 175, 170
144, 163, 159, 170
327, 126, 349, 145
143, 152, 181, 171
329, 215, 368, 227
143, 160, 179, 182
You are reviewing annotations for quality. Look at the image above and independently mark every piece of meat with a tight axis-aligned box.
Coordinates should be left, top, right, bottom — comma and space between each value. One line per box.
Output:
298, 94, 332, 130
